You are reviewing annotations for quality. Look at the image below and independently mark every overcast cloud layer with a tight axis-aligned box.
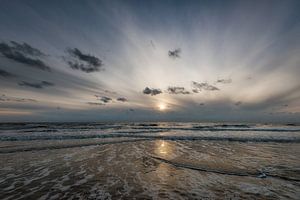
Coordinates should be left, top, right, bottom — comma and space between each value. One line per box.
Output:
0, 0, 299, 122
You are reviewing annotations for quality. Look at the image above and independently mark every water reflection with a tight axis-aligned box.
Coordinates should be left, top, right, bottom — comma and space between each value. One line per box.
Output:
153, 140, 181, 188
155, 140, 173, 157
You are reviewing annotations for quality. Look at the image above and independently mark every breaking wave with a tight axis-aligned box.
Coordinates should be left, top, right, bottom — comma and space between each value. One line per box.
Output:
1, 133, 299, 143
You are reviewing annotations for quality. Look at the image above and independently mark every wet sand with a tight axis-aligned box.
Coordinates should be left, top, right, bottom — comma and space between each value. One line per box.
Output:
1, 139, 299, 199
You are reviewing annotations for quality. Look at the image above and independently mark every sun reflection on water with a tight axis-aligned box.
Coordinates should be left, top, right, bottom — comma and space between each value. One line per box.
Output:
154, 140, 178, 184
155, 140, 174, 158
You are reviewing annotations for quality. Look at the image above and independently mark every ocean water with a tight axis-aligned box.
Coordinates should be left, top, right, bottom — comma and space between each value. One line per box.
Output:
0, 122, 299, 199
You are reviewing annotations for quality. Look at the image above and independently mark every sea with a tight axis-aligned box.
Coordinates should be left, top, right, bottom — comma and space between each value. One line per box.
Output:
0, 122, 299, 199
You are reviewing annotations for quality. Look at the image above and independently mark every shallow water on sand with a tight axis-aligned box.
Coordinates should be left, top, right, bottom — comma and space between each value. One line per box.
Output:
0, 122, 300, 199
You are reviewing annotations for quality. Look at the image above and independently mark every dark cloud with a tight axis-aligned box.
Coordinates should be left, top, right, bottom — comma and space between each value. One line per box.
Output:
192, 89, 199, 93
0, 69, 15, 77
216, 78, 232, 84
87, 102, 105, 106
235, 101, 242, 106
167, 86, 190, 94
0, 94, 37, 102
18, 81, 54, 89
168, 48, 181, 58
0, 41, 50, 71
143, 87, 162, 96
9, 41, 45, 56
95, 95, 113, 103
192, 81, 219, 92
117, 97, 128, 102
66, 48, 103, 73
98, 96, 112, 103
66, 61, 100, 73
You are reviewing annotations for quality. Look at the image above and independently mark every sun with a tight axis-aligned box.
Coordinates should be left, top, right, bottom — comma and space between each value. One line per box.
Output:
158, 103, 166, 111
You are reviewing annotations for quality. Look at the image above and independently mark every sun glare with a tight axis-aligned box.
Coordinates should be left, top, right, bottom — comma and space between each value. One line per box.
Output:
158, 103, 166, 111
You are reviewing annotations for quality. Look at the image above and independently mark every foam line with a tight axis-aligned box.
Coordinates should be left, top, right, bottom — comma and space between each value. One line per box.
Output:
1, 134, 300, 143
150, 155, 300, 182
0, 138, 149, 154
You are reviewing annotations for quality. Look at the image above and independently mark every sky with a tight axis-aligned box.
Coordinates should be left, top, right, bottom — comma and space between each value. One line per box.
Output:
0, 0, 300, 122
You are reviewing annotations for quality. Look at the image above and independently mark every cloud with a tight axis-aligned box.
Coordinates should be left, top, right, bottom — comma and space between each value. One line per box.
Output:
97, 96, 112, 103
192, 81, 219, 92
0, 94, 37, 102
9, 41, 46, 56
235, 101, 242, 106
87, 102, 105, 106
104, 90, 117, 95
66, 61, 100, 73
143, 87, 162, 96
216, 78, 232, 84
117, 97, 128, 102
167, 86, 190, 94
150, 40, 156, 49
95, 95, 113, 103
0, 69, 15, 78
168, 48, 181, 58
0, 41, 50, 71
66, 48, 103, 73
18, 81, 54, 89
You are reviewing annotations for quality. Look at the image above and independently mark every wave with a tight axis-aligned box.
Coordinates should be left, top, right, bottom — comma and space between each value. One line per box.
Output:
1, 122, 299, 131
131, 127, 300, 132
0, 123, 124, 131
1, 133, 299, 143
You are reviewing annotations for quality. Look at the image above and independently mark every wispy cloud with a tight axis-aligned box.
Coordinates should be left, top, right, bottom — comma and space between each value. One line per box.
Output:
143, 87, 162, 96
216, 78, 232, 84
0, 41, 50, 71
87, 102, 105, 106
104, 90, 117, 95
66, 48, 103, 73
0, 94, 37, 102
18, 81, 54, 89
